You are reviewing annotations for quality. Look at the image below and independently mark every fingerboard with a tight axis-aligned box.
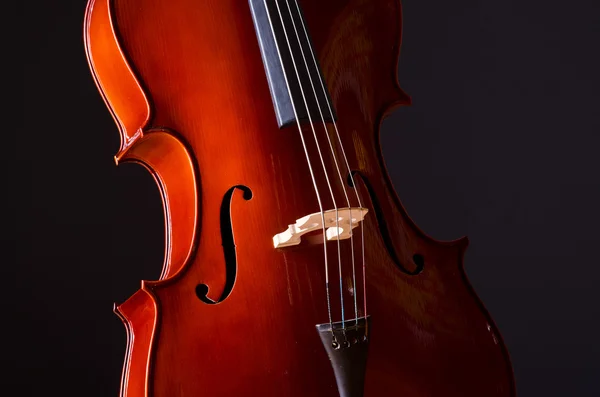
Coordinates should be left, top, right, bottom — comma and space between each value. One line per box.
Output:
249, 0, 337, 128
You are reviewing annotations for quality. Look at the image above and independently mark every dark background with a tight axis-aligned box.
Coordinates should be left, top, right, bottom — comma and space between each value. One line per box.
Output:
18, 0, 599, 396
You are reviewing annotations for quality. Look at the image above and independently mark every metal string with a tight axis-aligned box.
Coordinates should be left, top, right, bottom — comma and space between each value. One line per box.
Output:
273, 0, 347, 326
264, 0, 336, 328
290, 0, 368, 321
282, 0, 360, 326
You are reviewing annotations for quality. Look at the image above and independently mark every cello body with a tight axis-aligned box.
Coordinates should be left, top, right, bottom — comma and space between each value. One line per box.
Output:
83, 0, 516, 395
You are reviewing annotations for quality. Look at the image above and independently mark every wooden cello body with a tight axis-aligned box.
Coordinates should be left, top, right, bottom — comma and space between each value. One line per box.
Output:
84, 0, 516, 395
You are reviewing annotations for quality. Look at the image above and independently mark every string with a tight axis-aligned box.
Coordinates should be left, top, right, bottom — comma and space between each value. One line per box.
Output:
289, 0, 368, 323
273, 0, 347, 327
281, 0, 360, 327
264, 0, 337, 328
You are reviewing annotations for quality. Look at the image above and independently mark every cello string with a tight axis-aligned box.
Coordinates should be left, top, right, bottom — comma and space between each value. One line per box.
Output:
263, 0, 335, 328
273, 0, 346, 328
290, 0, 368, 322
282, 0, 357, 327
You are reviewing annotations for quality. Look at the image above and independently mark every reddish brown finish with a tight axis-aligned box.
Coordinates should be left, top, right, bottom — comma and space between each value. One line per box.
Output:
84, 0, 516, 396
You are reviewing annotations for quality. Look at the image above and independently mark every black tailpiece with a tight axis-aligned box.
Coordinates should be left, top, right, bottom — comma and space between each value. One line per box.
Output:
316, 316, 371, 397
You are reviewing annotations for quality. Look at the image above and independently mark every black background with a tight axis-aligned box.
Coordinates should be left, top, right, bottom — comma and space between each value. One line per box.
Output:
18, 0, 599, 396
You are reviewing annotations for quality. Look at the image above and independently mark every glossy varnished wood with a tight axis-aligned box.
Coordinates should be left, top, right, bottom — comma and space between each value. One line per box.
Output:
84, 0, 516, 395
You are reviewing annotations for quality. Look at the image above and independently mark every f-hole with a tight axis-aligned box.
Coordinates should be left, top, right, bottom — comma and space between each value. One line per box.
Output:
348, 171, 424, 275
196, 185, 253, 304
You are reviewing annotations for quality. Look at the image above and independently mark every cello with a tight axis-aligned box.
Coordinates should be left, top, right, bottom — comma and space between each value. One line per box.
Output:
83, 0, 516, 395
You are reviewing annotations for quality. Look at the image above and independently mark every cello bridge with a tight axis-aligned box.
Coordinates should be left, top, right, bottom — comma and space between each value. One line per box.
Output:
273, 207, 368, 248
